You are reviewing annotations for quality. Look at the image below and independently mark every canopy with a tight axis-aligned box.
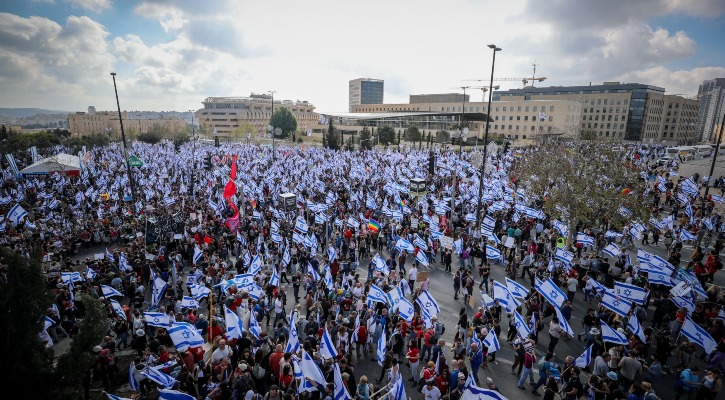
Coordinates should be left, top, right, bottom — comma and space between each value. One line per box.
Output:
20, 153, 81, 176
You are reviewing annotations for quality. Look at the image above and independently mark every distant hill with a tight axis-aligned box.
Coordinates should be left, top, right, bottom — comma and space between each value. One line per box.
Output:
0, 108, 70, 118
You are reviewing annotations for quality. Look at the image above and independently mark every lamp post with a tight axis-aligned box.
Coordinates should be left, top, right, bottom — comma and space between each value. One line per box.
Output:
459, 86, 469, 153
475, 44, 502, 232
190, 109, 196, 196
268, 90, 276, 160
110, 72, 137, 203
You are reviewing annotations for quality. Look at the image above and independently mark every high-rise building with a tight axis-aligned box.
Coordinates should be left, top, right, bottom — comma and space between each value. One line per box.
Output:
697, 78, 725, 142
493, 82, 671, 142
349, 78, 384, 111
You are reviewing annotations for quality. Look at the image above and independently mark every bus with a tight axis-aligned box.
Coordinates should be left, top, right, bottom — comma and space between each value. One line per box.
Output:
665, 146, 696, 161
710, 144, 725, 155
693, 144, 713, 157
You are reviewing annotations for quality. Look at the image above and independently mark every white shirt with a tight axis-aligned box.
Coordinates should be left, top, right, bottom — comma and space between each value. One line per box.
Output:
567, 277, 578, 292
409, 267, 418, 281
211, 346, 231, 365
274, 298, 283, 313
422, 385, 442, 400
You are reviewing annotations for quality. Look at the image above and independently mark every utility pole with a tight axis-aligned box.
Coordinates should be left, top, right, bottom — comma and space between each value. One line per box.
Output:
110, 72, 137, 203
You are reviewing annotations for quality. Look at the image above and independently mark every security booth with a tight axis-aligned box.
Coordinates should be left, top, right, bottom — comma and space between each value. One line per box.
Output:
410, 178, 427, 196
279, 193, 297, 212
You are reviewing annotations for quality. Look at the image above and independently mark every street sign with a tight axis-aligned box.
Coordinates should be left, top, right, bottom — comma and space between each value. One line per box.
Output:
128, 155, 144, 167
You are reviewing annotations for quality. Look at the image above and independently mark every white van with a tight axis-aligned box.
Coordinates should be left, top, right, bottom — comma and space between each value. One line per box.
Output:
693, 145, 713, 157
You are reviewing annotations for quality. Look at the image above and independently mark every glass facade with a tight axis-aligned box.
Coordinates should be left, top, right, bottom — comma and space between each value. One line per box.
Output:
360, 80, 384, 105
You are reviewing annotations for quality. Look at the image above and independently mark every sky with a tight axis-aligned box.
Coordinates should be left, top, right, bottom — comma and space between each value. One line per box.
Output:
1, 0, 724, 114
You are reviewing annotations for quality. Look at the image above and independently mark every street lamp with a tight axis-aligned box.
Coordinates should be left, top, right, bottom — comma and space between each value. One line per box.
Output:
268, 90, 276, 160
475, 44, 502, 232
110, 72, 137, 203
451, 86, 470, 153
189, 109, 196, 196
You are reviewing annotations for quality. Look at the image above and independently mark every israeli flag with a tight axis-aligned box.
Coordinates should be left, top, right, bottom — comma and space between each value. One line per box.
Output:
141, 366, 176, 388
168, 322, 205, 351
534, 278, 567, 308
627, 315, 646, 343
100, 284, 123, 298
679, 229, 696, 242
600, 321, 628, 345
367, 284, 388, 305
493, 280, 512, 307
248, 310, 262, 340
189, 283, 211, 301
601, 291, 633, 317
682, 316, 717, 354
482, 329, 500, 353
481, 215, 496, 234
180, 296, 199, 309
294, 216, 309, 234
617, 206, 633, 218
574, 345, 593, 368
505, 277, 529, 299
307, 263, 321, 281
671, 295, 695, 312
414, 235, 428, 251
712, 194, 724, 203
285, 312, 301, 354
320, 327, 338, 360
481, 292, 495, 309
605, 230, 623, 239
647, 271, 672, 286
144, 312, 171, 328
151, 274, 167, 308
395, 238, 415, 253
552, 220, 569, 237
333, 363, 353, 400
109, 299, 126, 319
554, 247, 574, 266
397, 298, 415, 322
269, 268, 280, 287
106, 248, 115, 263
85, 266, 98, 281
614, 282, 648, 305
417, 290, 440, 316
158, 389, 196, 400
249, 255, 263, 275
576, 232, 595, 247
602, 243, 621, 258
346, 216, 359, 228
453, 238, 463, 254
245, 283, 265, 300
488, 232, 502, 245
61, 271, 83, 285
298, 349, 327, 388
223, 305, 244, 340
514, 310, 532, 336
377, 329, 387, 366
192, 246, 203, 264
327, 246, 337, 262
7, 204, 28, 223
415, 250, 430, 266
128, 363, 140, 391
485, 245, 502, 261
163, 197, 176, 206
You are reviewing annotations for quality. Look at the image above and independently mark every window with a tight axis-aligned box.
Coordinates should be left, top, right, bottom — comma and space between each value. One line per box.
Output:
604, 99, 608, 105
624, 99, 628, 105
620, 123, 624, 129
441, 107, 445, 111
503, 107, 507, 111
496, 107, 500, 112
549, 116, 553, 122
525, 106, 529, 112
607, 123, 611, 129
508, 125, 512, 130
517, 116, 521, 120
447, 107, 450, 112
494, 125, 498, 129
524, 116, 529, 121
531, 126, 535, 131
495, 116, 499, 121
509, 116, 513, 120
617, 99, 621, 105
550, 106, 554, 112
518, 106, 522, 111
533, 106, 538, 112
597, 99, 601, 105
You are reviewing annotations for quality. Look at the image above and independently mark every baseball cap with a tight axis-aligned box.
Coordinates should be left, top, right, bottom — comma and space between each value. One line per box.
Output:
607, 371, 618, 381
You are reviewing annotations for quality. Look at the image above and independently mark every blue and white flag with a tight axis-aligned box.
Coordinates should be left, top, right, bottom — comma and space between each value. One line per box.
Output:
327, 246, 337, 263
552, 220, 569, 237
284, 312, 301, 354
679, 229, 696, 242
602, 243, 621, 258
333, 363, 353, 400
505, 277, 529, 299
180, 296, 199, 309
119, 252, 132, 272
5, 154, 19, 176
85, 266, 98, 281
61, 271, 83, 285
414, 235, 428, 251
192, 246, 203, 264
368, 284, 388, 305
168, 322, 205, 351
7, 204, 28, 223
141, 366, 176, 388
128, 363, 139, 391
481, 215, 496, 234
377, 328, 387, 366
144, 312, 171, 328
605, 230, 623, 239
614, 282, 648, 305
324, 266, 333, 288
249, 255, 263, 275
100, 284, 123, 298
269, 268, 280, 287
600, 321, 628, 345
482, 329, 500, 353
294, 216, 309, 234
299, 349, 327, 387
534, 278, 567, 308
712, 194, 724, 203
647, 271, 672, 286
109, 299, 126, 319
158, 389, 196, 400
223, 305, 244, 340
105, 248, 115, 263
627, 315, 646, 343
395, 238, 415, 253
416, 290, 440, 316
320, 327, 338, 360
601, 291, 633, 318
682, 316, 717, 354
415, 250, 430, 266
574, 345, 593, 368
554, 306, 575, 337
248, 310, 262, 340
671, 295, 695, 312
307, 262, 320, 281
576, 232, 595, 247
390, 372, 408, 400
397, 298, 415, 322
485, 245, 503, 262
189, 283, 211, 301
554, 247, 574, 266
514, 310, 532, 337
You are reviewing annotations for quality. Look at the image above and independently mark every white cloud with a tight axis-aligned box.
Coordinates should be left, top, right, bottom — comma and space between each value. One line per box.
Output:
65, 0, 111, 13
619, 66, 725, 96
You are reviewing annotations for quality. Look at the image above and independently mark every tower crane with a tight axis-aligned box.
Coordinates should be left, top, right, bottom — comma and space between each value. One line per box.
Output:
449, 85, 501, 102
465, 63, 547, 88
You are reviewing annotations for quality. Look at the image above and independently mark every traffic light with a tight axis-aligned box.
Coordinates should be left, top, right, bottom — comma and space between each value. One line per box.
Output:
428, 151, 436, 175
205, 155, 212, 170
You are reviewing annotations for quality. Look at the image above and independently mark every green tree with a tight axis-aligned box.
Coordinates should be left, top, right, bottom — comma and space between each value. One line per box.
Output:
344, 137, 355, 151
137, 123, 169, 143
269, 108, 297, 139
513, 144, 650, 246
436, 130, 450, 144
326, 120, 339, 150
404, 126, 422, 143
579, 129, 598, 141
359, 127, 373, 150
377, 126, 396, 146
0, 246, 55, 399
231, 122, 256, 142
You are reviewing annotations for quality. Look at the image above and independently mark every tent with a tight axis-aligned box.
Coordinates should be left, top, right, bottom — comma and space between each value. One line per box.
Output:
20, 153, 81, 176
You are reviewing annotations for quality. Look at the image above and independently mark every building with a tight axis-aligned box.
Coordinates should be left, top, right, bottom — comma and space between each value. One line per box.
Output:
641, 95, 700, 145
351, 95, 582, 145
349, 78, 384, 112
195, 94, 319, 137
697, 78, 725, 142
68, 107, 186, 137
492, 82, 686, 142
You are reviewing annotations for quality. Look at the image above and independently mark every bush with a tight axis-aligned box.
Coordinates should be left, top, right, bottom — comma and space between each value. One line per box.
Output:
297, 136, 303, 143
137, 130, 163, 144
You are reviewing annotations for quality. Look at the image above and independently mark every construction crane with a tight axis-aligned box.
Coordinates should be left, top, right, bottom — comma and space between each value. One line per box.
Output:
471, 85, 501, 102
465, 63, 547, 88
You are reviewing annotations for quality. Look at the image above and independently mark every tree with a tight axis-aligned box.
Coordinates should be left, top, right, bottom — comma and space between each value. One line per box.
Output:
404, 126, 422, 143
579, 129, 598, 141
359, 127, 373, 150
513, 144, 650, 246
231, 122, 256, 142
344, 137, 355, 151
436, 130, 450, 144
326, 119, 339, 150
269, 108, 297, 139
138, 123, 168, 144
0, 246, 55, 399
378, 126, 396, 146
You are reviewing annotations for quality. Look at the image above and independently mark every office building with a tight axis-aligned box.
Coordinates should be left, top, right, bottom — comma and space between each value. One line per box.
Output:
68, 107, 186, 137
196, 94, 318, 137
697, 78, 725, 142
349, 78, 384, 111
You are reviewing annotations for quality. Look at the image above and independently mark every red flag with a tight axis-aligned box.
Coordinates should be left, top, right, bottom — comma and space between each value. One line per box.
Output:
227, 198, 240, 233
223, 157, 237, 199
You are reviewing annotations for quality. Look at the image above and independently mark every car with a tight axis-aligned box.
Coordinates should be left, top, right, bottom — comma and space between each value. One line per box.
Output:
657, 155, 675, 166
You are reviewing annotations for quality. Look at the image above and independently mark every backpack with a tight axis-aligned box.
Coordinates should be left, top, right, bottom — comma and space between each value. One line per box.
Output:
252, 363, 266, 380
